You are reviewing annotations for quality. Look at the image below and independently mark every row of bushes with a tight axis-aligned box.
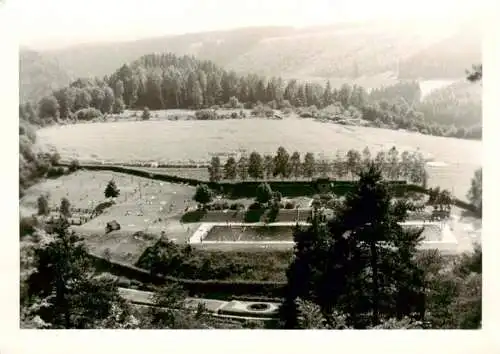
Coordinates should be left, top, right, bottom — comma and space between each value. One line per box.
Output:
205, 201, 245, 211
88, 252, 288, 299
195, 109, 247, 120
59, 160, 210, 169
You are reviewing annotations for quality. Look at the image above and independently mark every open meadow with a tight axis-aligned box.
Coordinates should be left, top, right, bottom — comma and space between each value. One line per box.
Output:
37, 117, 480, 199
20, 170, 198, 262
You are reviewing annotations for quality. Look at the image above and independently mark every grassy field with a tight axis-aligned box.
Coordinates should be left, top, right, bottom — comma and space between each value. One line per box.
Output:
37, 117, 480, 199
20, 170, 197, 216
20, 170, 198, 261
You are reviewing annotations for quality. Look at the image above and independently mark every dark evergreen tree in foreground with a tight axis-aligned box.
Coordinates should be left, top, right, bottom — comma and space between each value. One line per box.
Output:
23, 218, 133, 329
281, 163, 426, 329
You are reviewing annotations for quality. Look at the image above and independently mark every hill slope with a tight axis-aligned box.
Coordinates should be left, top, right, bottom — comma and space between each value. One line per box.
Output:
19, 49, 72, 103
39, 20, 480, 82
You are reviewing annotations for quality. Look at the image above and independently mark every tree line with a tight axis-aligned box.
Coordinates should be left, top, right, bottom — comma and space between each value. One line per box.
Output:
208, 145, 427, 186
21, 53, 481, 140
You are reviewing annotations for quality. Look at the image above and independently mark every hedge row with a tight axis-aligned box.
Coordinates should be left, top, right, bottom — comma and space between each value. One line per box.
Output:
58, 162, 479, 215
60, 160, 210, 169
88, 252, 287, 299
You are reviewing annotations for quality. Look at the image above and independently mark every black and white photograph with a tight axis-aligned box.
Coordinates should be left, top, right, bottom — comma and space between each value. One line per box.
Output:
2, 0, 497, 346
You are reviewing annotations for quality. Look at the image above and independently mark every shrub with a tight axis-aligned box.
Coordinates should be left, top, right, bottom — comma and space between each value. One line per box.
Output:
75, 108, 102, 121
37, 195, 49, 216
69, 159, 80, 172
230, 112, 238, 119
181, 210, 207, 223
284, 201, 296, 209
141, 107, 151, 120
279, 100, 292, 109
325, 199, 340, 209
49, 152, 61, 165
207, 202, 229, 211
20, 216, 40, 238
228, 96, 243, 109
248, 202, 262, 210
268, 100, 279, 109
266, 202, 281, 222
116, 277, 132, 288
252, 104, 273, 117
264, 106, 274, 117
195, 109, 218, 120
229, 203, 245, 211
319, 193, 333, 201
256, 183, 273, 205
46, 166, 65, 178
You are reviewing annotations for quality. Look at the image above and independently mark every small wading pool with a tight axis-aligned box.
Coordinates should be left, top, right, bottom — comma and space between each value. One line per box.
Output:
201, 223, 444, 242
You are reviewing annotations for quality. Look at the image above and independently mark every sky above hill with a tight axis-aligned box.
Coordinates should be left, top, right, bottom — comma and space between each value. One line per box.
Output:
14, 0, 480, 50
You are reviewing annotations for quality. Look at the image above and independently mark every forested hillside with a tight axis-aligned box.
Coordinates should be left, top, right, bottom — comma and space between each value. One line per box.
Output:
40, 27, 292, 79
19, 49, 72, 104
398, 25, 481, 79
37, 20, 480, 81
419, 80, 482, 129
25, 53, 481, 140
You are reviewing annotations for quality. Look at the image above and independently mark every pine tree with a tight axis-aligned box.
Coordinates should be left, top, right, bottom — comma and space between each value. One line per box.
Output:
263, 154, 275, 180
208, 156, 222, 182
60, 198, 71, 218
25, 218, 132, 328
282, 163, 426, 328
37, 194, 50, 216
237, 156, 249, 180
290, 152, 302, 179
104, 180, 120, 199
303, 152, 316, 178
248, 152, 264, 179
273, 147, 290, 179
223, 157, 237, 180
